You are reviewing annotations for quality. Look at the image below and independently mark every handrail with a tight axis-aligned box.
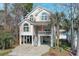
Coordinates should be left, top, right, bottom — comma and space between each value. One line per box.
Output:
38, 31, 51, 34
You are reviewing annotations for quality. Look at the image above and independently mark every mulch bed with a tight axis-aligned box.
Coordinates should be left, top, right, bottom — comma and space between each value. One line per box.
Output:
42, 48, 74, 56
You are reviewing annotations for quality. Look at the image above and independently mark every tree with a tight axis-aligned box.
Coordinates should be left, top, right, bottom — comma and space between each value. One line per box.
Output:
66, 3, 79, 55
0, 31, 14, 50
52, 12, 65, 49
0, 3, 33, 46
49, 13, 56, 47
73, 4, 79, 55
59, 3, 76, 51
8, 3, 33, 45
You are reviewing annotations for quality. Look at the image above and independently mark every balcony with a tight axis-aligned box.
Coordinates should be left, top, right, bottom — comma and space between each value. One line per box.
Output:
38, 31, 51, 34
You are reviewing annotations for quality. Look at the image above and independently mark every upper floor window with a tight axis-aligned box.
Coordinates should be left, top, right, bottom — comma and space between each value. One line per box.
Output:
30, 15, 33, 21
23, 23, 29, 32
41, 13, 48, 20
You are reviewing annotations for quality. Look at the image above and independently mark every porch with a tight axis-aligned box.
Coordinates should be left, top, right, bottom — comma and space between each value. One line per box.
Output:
20, 34, 53, 47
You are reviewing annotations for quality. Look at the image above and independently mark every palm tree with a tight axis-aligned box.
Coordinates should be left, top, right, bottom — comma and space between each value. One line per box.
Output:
50, 12, 65, 49
49, 14, 56, 47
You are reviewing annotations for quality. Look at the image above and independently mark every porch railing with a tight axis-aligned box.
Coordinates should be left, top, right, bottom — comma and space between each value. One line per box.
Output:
38, 31, 51, 34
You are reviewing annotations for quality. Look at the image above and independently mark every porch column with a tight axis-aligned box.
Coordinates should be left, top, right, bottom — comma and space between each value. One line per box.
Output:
51, 35, 53, 47
20, 35, 21, 45
32, 35, 34, 46
34, 36, 38, 46
38, 35, 41, 46
26, 36, 27, 44
23, 36, 25, 44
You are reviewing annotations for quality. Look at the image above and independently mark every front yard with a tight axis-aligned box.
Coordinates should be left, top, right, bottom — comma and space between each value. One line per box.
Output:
0, 49, 12, 56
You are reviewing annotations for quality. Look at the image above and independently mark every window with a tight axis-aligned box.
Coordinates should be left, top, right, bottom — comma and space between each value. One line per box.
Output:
44, 26, 51, 31
23, 23, 29, 32
30, 15, 33, 21
41, 13, 48, 20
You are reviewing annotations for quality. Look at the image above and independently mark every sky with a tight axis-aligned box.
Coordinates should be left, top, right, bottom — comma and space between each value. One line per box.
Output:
0, 3, 4, 10
0, 3, 69, 14
33, 3, 69, 13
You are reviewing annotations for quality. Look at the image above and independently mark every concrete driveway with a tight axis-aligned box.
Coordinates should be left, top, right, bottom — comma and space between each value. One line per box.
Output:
8, 44, 50, 56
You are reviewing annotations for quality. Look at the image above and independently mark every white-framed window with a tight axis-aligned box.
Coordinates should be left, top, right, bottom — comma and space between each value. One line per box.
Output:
30, 15, 33, 21
41, 13, 48, 20
23, 23, 29, 32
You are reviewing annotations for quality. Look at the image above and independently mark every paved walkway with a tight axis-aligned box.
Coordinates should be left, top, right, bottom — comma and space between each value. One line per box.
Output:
8, 44, 50, 56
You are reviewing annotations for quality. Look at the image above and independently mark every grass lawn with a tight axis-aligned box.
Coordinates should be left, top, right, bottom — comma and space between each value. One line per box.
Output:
0, 49, 12, 56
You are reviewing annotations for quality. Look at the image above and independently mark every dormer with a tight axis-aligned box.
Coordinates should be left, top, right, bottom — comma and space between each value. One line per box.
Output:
25, 6, 52, 22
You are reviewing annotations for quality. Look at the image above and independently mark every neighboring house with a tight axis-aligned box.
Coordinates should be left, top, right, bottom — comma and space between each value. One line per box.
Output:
19, 6, 55, 47
59, 29, 67, 40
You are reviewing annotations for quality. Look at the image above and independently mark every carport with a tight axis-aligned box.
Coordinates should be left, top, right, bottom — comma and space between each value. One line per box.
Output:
40, 36, 51, 46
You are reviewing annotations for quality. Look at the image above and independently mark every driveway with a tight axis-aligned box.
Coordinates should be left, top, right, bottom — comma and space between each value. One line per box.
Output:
8, 44, 50, 56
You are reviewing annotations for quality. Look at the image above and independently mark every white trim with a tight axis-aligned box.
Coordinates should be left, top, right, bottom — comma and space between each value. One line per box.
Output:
20, 35, 21, 45
18, 6, 54, 25
23, 36, 25, 44
25, 6, 53, 18
38, 35, 41, 46
26, 36, 27, 43
32, 35, 34, 46
51, 36, 53, 47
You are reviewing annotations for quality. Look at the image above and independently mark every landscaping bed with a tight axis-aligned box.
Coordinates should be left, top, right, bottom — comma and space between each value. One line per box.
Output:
42, 40, 73, 56
42, 48, 72, 56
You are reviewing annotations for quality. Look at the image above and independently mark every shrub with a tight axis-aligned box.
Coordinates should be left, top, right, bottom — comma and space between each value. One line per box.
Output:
0, 31, 14, 50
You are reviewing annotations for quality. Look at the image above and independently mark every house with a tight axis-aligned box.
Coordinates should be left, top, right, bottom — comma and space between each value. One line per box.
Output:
18, 6, 55, 47
59, 29, 67, 40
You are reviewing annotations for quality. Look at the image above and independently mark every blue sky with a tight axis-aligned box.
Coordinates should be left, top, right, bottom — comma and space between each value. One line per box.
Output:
0, 3, 4, 10
33, 3, 69, 13
0, 3, 69, 14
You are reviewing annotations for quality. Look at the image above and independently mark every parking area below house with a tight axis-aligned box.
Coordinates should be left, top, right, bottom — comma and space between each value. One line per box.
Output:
40, 36, 51, 46
8, 44, 50, 56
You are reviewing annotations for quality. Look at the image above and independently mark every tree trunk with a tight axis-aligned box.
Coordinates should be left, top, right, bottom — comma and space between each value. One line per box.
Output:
51, 25, 56, 48
4, 3, 8, 30
71, 24, 75, 51
54, 26, 57, 47
76, 28, 79, 56
51, 26, 54, 47
2, 41, 5, 50
56, 24, 60, 49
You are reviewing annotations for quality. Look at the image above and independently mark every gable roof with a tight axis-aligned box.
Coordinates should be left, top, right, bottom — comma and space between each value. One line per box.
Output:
18, 6, 54, 25
25, 6, 53, 18
18, 18, 33, 25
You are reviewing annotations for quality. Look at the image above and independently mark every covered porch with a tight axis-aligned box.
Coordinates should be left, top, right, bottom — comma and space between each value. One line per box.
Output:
32, 23, 53, 47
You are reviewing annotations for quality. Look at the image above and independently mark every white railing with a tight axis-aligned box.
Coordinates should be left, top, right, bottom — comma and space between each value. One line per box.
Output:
38, 31, 51, 34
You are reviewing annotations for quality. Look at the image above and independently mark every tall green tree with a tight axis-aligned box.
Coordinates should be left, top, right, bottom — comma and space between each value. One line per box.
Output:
0, 31, 14, 50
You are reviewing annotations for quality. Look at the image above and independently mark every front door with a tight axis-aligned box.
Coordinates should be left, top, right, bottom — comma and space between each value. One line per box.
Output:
27, 35, 32, 43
